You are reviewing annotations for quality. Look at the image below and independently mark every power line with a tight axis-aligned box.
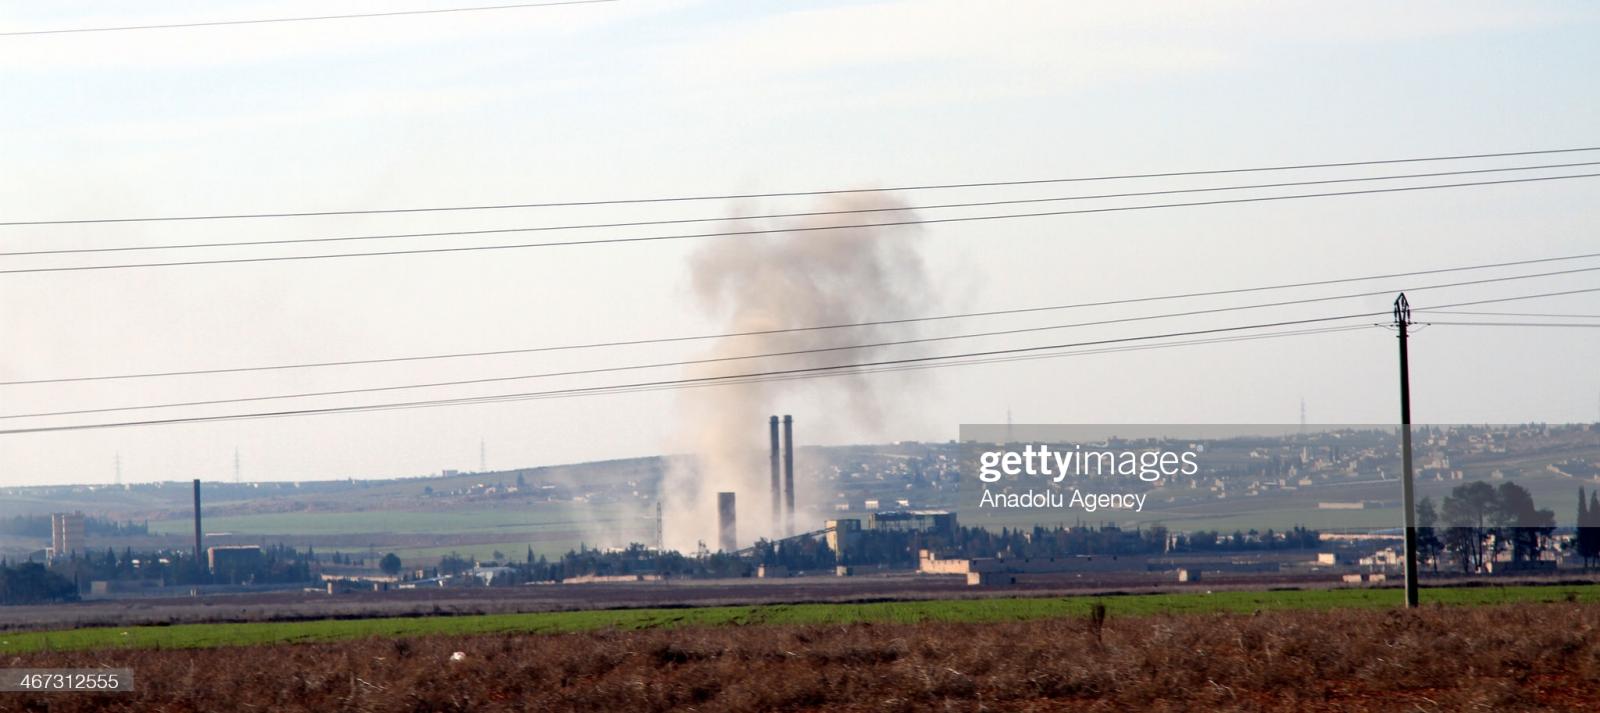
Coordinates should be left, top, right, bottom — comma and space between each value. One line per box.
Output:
1424, 321, 1600, 328
8, 264, 1598, 418
0, 314, 1395, 435
680, 325, 1380, 388
9, 160, 1597, 257
7, 251, 1598, 386
11, 260, 1595, 418
0, 0, 619, 37
0, 306, 1402, 419
1415, 310, 1600, 319
5, 286, 1597, 435
6, 172, 1598, 275
0, 316, 1376, 419
4, 146, 1597, 226
440, 325, 1380, 402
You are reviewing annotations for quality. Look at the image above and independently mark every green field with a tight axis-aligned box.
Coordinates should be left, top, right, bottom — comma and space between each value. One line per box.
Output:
6, 584, 1598, 654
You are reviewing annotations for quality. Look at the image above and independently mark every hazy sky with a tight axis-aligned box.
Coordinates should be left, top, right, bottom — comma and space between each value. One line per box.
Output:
2, 0, 1598, 486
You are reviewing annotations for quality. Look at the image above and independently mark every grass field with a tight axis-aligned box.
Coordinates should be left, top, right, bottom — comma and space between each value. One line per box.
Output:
6, 583, 1598, 655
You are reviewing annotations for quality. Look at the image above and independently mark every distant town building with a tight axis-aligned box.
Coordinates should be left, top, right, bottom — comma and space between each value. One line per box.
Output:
49, 512, 85, 559
1358, 547, 1402, 568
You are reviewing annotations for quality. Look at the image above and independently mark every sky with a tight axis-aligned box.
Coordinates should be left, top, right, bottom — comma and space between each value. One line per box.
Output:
1, 0, 1597, 487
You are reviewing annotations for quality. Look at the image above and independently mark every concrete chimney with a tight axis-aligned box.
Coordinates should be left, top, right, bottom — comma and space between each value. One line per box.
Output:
717, 491, 737, 552
769, 415, 782, 528
782, 414, 795, 535
192, 478, 204, 573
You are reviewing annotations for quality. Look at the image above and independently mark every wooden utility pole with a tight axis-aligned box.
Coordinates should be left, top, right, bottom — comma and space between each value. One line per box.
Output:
1395, 294, 1420, 608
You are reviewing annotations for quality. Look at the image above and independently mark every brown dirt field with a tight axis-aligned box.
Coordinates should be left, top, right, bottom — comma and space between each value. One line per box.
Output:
3, 601, 1599, 712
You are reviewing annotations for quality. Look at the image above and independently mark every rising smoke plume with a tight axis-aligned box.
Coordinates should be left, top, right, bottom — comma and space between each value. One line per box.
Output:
661, 195, 931, 552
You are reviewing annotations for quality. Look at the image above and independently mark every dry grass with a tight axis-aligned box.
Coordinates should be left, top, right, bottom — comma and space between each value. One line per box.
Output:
3, 602, 1599, 712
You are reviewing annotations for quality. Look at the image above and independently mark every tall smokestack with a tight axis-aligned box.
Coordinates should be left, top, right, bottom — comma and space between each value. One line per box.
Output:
192, 478, 203, 573
717, 492, 737, 552
769, 416, 781, 527
782, 414, 795, 535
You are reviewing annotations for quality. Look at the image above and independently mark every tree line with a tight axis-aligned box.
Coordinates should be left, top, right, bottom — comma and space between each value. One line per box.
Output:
1414, 481, 1561, 573
443, 523, 1326, 584
1576, 487, 1600, 569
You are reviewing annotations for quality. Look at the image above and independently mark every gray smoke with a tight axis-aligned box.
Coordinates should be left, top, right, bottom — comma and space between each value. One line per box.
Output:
661, 194, 931, 552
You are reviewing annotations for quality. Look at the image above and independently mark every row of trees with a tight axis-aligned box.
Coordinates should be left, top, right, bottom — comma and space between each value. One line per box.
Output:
1575, 487, 1600, 568
433, 543, 760, 583
1415, 481, 1558, 573
450, 522, 1329, 585
3, 543, 317, 595
940, 524, 1320, 562
0, 562, 78, 605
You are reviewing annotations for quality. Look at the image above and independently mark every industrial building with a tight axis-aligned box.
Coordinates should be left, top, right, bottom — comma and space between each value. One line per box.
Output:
824, 511, 956, 557
867, 510, 957, 536
207, 545, 263, 574
825, 518, 861, 555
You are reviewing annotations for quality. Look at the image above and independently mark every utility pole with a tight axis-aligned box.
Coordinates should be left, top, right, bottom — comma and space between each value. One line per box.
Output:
114, 453, 122, 486
1395, 293, 1420, 608
479, 439, 486, 473
233, 447, 241, 484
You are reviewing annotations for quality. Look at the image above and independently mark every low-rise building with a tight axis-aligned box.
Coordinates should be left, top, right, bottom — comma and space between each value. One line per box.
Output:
207, 545, 263, 574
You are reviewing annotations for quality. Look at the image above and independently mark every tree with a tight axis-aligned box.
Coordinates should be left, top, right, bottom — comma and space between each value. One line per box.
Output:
1416, 497, 1444, 572
1442, 482, 1497, 572
1578, 488, 1600, 570
379, 553, 402, 576
1493, 482, 1555, 564
438, 552, 471, 575
1591, 490, 1600, 567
